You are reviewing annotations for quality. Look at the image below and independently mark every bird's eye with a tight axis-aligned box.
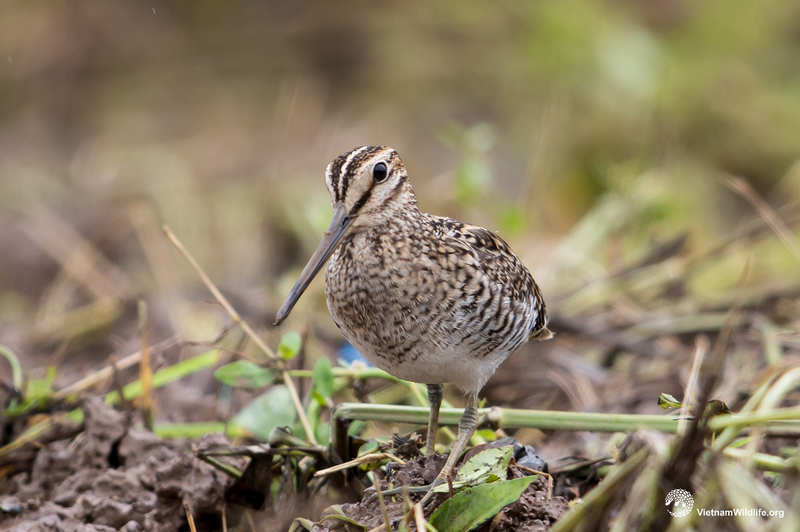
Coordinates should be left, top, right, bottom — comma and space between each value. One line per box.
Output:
372, 162, 389, 183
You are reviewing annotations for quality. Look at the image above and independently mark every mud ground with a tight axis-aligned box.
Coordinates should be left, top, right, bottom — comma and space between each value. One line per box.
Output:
1, 396, 569, 532
312, 453, 569, 532
0, 397, 236, 532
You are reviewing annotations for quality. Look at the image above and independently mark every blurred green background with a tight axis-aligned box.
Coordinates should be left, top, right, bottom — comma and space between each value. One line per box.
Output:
1, 0, 799, 402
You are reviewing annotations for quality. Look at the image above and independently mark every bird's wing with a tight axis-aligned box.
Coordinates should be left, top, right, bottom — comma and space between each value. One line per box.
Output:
429, 216, 550, 339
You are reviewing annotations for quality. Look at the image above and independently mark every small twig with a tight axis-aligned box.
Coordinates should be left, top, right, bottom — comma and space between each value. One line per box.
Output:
296, 324, 310, 399
678, 336, 708, 436
446, 470, 454, 499
162, 225, 276, 361
403, 502, 415, 530
245, 510, 257, 532
48, 340, 71, 368
414, 502, 426, 532
517, 465, 553, 499
53, 336, 181, 400
221, 502, 228, 532
314, 452, 405, 477
402, 486, 412, 514
183, 341, 243, 358
129, 201, 185, 334
194, 452, 243, 479
723, 174, 800, 264
375, 473, 392, 532
109, 355, 133, 416
163, 225, 318, 446
183, 501, 197, 532
138, 301, 154, 431
23, 210, 136, 301
210, 320, 238, 345
551, 449, 649, 532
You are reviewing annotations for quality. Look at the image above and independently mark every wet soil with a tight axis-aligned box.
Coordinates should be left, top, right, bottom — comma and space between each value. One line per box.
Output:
312, 453, 569, 532
0, 398, 235, 532
1, 398, 569, 532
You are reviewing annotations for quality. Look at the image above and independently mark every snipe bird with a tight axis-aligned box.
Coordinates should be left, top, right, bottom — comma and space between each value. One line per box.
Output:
276, 146, 551, 504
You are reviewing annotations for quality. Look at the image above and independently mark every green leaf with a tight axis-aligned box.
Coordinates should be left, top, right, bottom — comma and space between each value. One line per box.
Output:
432, 445, 512, 493
5, 366, 57, 416
0, 344, 23, 391
319, 515, 366, 530
356, 440, 378, 455
233, 385, 297, 440
289, 518, 314, 532
430, 475, 537, 532
705, 399, 732, 417
315, 421, 330, 446
317, 505, 367, 530
27, 367, 56, 399
658, 393, 682, 409
310, 389, 327, 407
475, 429, 497, 442
458, 446, 513, 481
153, 422, 248, 439
214, 360, 277, 389
312, 358, 335, 398
278, 332, 303, 360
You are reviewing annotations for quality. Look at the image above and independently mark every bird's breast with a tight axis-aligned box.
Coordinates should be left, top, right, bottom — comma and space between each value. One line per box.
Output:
322, 229, 534, 389
324, 232, 436, 345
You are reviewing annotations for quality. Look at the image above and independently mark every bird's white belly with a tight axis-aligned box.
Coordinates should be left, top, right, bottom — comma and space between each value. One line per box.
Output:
344, 330, 506, 394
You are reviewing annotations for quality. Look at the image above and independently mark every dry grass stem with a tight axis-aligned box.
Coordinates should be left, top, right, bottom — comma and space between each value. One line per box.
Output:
517, 465, 553, 499
724, 174, 800, 264
375, 476, 392, 532
109, 354, 132, 416
24, 210, 135, 300
53, 336, 182, 400
413, 502, 426, 532
550, 448, 649, 532
183, 501, 197, 532
162, 224, 318, 446
162, 225, 275, 361
130, 202, 186, 335
678, 335, 708, 435
314, 452, 405, 477
138, 300, 154, 431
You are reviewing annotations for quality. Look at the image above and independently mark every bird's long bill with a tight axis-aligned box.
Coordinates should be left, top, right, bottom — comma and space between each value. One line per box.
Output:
275, 203, 352, 325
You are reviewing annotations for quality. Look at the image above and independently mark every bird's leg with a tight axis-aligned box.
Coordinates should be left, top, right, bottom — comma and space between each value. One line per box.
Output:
418, 392, 479, 507
425, 383, 444, 456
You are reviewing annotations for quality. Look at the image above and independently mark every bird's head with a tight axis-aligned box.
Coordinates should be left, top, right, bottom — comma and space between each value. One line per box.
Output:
275, 146, 416, 324
324, 145, 416, 228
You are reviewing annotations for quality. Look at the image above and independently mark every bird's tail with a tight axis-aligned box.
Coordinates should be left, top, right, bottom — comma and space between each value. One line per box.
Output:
530, 326, 554, 341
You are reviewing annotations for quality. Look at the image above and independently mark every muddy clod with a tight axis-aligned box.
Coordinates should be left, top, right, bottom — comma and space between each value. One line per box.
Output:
1, 399, 234, 532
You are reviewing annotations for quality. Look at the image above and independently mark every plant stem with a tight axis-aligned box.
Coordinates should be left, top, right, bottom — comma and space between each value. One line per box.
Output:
333, 403, 680, 433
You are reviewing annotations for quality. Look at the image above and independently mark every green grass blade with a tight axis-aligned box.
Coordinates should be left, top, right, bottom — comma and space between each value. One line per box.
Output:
105, 349, 222, 405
